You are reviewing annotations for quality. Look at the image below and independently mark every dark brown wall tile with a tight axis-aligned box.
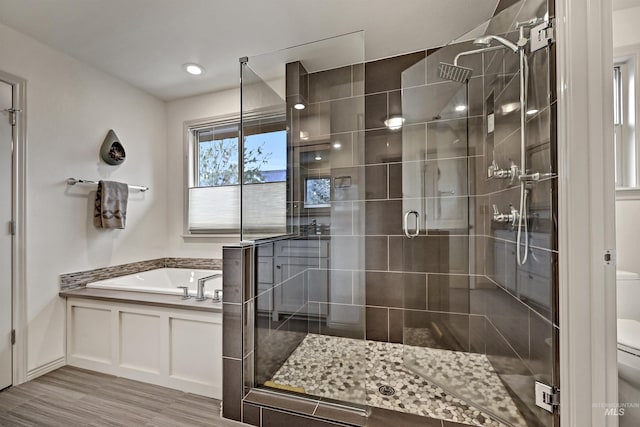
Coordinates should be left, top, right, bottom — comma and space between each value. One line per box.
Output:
469, 314, 486, 354
365, 236, 388, 271
427, 274, 470, 313
365, 200, 402, 235
262, 408, 347, 427
426, 118, 469, 159
389, 235, 469, 275
365, 164, 388, 200
366, 307, 389, 342
388, 163, 402, 198
494, 74, 521, 145
369, 406, 442, 426
365, 51, 426, 94
468, 76, 484, 117
389, 309, 404, 343
330, 96, 364, 134
363, 128, 403, 164
365, 271, 426, 309
222, 357, 243, 421
403, 83, 467, 124
315, 401, 367, 426
365, 93, 387, 130
223, 303, 242, 359
486, 287, 530, 360
223, 247, 243, 304
528, 309, 554, 385
309, 66, 352, 103
404, 311, 470, 351
245, 390, 318, 415
242, 403, 261, 426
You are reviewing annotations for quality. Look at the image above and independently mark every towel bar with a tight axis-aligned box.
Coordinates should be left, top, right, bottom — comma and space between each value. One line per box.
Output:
66, 178, 149, 192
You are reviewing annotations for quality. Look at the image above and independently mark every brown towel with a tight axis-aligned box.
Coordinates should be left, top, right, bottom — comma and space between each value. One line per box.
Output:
94, 181, 128, 229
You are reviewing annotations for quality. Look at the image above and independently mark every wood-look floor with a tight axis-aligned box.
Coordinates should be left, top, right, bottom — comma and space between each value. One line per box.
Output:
0, 366, 243, 427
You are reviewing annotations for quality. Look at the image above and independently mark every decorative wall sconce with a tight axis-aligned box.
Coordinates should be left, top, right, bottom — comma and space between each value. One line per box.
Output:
100, 129, 126, 165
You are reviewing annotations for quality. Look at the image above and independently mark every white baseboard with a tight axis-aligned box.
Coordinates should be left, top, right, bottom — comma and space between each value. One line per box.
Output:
26, 356, 66, 381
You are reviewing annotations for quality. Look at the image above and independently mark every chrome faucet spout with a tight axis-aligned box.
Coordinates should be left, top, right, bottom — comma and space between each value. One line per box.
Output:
196, 273, 221, 301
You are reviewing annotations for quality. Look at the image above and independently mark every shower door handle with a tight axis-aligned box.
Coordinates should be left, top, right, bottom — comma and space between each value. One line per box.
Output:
403, 210, 420, 239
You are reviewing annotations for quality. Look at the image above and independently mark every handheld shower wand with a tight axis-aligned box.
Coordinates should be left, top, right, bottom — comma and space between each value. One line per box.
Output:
475, 28, 531, 265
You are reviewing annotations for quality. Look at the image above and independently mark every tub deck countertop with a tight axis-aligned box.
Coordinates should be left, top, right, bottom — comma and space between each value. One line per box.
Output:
59, 287, 222, 313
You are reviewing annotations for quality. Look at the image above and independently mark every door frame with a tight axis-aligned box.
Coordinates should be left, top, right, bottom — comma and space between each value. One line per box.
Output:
556, 0, 618, 425
0, 70, 27, 386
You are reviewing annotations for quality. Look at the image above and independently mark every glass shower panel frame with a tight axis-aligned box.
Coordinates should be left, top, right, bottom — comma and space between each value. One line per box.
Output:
240, 61, 289, 241
245, 33, 369, 409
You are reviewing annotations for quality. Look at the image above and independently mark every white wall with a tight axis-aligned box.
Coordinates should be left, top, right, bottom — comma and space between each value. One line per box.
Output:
165, 88, 240, 259
614, 6, 640, 48
0, 23, 168, 374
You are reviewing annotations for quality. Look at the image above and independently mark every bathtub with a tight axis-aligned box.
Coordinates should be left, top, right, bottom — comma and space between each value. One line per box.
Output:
86, 268, 222, 298
66, 266, 223, 398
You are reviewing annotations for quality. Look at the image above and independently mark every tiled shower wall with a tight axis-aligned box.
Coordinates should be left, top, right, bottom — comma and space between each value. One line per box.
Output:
222, 0, 558, 426
469, 0, 558, 426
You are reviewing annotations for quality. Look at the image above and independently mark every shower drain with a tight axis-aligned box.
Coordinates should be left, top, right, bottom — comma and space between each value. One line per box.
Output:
378, 385, 396, 396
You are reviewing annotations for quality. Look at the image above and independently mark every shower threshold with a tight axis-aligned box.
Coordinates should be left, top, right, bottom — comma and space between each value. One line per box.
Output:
269, 334, 526, 427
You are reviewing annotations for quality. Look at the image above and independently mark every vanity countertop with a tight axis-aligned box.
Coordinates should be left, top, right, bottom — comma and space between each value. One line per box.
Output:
59, 287, 222, 313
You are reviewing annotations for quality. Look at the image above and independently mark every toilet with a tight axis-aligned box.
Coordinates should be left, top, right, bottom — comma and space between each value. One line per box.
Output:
617, 270, 640, 426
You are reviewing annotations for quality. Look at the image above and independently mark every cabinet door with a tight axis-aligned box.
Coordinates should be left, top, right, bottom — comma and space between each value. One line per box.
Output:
273, 256, 329, 317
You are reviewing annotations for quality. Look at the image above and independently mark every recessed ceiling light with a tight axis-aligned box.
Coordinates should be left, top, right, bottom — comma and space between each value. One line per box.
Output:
384, 116, 405, 130
315, 155, 322, 161
333, 142, 342, 149
526, 109, 539, 116
455, 105, 467, 112
294, 103, 306, 110
500, 102, 520, 114
183, 63, 205, 76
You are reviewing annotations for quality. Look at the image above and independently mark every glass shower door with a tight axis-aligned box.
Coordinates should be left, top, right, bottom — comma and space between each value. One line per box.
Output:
399, 57, 529, 426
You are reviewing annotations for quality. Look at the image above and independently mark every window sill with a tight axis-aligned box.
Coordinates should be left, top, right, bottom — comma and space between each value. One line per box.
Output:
616, 187, 640, 200
181, 234, 240, 240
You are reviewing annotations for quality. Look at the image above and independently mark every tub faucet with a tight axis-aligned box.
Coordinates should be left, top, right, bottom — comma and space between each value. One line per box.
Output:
196, 274, 222, 301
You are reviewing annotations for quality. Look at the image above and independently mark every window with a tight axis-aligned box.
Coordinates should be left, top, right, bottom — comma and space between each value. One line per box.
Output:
187, 116, 287, 234
614, 65, 623, 186
613, 58, 637, 188
304, 177, 331, 208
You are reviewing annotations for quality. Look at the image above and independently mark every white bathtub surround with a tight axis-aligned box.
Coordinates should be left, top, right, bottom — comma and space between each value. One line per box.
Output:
86, 268, 222, 298
65, 298, 222, 398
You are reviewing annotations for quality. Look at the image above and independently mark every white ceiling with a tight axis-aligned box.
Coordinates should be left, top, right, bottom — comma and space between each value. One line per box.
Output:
0, 0, 498, 100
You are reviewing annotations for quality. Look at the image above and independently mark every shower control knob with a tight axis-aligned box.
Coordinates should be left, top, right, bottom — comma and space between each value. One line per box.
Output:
492, 204, 520, 227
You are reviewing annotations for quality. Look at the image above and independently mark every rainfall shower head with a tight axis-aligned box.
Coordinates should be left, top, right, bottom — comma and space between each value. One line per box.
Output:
473, 35, 519, 53
438, 62, 473, 83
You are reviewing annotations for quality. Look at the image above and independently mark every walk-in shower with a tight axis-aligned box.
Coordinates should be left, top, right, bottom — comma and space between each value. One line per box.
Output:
224, 2, 559, 427
439, 20, 551, 267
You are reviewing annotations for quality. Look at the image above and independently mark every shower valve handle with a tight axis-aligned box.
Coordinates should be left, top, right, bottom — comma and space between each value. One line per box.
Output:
492, 204, 520, 227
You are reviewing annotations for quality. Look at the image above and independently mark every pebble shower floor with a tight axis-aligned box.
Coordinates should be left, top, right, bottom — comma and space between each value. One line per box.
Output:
269, 334, 527, 427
